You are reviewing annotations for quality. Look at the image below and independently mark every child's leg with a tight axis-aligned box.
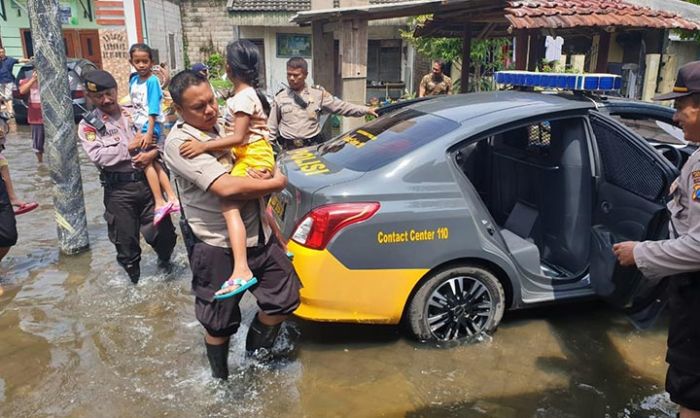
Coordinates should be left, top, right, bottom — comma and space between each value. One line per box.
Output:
144, 162, 167, 209
153, 160, 177, 203
0, 163, 23, 206
32, 124, 44, 163
221, 198, 254, 283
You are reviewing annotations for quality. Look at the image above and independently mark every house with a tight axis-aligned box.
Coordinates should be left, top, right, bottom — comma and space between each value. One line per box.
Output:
0, 0, 185, 91
181, 0, 423, 99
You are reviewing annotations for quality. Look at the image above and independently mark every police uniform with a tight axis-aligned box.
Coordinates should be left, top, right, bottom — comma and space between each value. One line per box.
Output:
420, 73, 452, 96
163, 118, 301, 378
633, 62, 700, 411
78, 71, 176, 283
268, 84, 370, 150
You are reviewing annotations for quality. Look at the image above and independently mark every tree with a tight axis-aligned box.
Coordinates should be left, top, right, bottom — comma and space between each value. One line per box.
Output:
680, 0, 700, 42
401, 15, 511, 92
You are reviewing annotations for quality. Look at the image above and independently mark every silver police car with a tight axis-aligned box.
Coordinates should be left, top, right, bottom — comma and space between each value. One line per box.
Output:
270, 91, 680, 342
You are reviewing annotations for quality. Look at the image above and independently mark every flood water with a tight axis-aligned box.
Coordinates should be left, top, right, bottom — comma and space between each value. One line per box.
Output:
0, 125, 678, 417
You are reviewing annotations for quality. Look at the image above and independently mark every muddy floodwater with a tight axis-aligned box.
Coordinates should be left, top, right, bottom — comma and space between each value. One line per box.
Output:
0, 125, 678, 417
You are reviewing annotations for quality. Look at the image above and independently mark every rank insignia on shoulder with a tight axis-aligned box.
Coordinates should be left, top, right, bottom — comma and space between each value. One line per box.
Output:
693, 170, 700, 184
694, 184, 700, 201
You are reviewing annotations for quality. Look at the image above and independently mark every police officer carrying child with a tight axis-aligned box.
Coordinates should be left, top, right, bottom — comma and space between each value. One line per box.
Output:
268, 56, 377, 150
78, 70, 177, 284
164, 70, 300, 380
613, 61, 700, 418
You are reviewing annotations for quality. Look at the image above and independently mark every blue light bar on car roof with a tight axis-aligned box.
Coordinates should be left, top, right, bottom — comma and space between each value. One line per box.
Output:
494, 71, 622, 91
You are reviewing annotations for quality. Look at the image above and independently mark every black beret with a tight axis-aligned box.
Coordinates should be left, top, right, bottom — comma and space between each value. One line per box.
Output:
83, 70, 117, 93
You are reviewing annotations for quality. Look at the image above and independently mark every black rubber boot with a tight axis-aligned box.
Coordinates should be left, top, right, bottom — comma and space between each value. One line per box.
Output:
205, 339, 230, 380
245, 315, 281, 361
124, 263, 140, 284
157, 257, 173, 274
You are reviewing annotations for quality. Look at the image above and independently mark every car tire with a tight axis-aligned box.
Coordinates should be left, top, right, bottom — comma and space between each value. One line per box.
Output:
407, 265, 505, 342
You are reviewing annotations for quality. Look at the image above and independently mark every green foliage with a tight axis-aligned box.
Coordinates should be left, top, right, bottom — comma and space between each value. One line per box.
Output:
678, 0, 700, 42
539, 60, 579, 74
400, 16, 463, 63
205, 53, 225, 79
400, 15, 511, 92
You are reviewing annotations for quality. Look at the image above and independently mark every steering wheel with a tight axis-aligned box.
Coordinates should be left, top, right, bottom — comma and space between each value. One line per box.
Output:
654, 144, 683, 170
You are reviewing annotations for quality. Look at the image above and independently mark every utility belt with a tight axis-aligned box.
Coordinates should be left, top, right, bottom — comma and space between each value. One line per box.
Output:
281, 133, 325, 150
100, 170, 146, 185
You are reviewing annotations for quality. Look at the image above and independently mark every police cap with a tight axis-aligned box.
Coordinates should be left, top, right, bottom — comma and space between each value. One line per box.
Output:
83, 70, 118, 93
654, 61, 700, 101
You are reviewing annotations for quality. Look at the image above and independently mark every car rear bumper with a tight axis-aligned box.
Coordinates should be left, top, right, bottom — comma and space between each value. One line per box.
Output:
288, 241, 428, 324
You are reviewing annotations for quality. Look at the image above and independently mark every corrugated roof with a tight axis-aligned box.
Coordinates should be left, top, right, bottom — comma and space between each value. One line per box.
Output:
227, 0, 311, 12
228, 0, 414, 12
505, 0, 700, 30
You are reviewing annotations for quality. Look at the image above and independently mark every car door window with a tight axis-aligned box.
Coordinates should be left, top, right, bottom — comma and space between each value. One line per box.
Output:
591, 118, 669, 202
608, 114, 683, 145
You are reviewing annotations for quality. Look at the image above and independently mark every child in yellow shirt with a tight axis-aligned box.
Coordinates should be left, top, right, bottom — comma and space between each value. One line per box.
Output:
179, 40, 274, 298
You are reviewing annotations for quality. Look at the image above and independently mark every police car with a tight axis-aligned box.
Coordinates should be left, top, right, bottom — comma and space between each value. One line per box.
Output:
270, 73, 685, 342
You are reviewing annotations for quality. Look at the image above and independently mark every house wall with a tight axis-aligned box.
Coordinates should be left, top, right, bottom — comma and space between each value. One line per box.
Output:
180, 0, 235, 66
143, 0, 185, 70
179, 1, 411, 99
0, 0, 100, 59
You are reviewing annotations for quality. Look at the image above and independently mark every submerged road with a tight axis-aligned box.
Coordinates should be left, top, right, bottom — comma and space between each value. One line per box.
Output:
0, 124, 677, 417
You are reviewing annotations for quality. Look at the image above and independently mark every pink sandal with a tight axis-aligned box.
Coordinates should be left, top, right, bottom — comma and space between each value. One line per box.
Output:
153, 202, 174, 226
14, 202, 38, 215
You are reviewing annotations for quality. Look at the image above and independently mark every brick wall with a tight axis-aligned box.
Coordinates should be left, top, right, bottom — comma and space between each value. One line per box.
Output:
180, 1, 237, 65
144, 0, 185, 70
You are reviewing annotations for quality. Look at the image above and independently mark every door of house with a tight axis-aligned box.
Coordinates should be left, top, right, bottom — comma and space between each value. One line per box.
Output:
78, 30, 102, 69
63, 30, 80, 58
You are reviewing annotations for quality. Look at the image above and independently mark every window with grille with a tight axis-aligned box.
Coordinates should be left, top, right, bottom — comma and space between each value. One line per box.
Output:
592, 119, 666, 201
527, 121, 551, 155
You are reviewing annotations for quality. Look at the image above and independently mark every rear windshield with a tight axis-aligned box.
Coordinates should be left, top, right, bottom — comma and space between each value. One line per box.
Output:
318, 109, 460, 172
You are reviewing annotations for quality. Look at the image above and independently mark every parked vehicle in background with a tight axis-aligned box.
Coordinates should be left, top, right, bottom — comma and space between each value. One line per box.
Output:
12, 58, 97, 125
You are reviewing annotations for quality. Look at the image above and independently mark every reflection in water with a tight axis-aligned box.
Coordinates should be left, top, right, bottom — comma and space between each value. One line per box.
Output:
0, 126, 675, 417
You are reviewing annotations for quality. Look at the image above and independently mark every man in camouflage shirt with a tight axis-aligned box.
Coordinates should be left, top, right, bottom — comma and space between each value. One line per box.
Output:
419, 60, 452, 97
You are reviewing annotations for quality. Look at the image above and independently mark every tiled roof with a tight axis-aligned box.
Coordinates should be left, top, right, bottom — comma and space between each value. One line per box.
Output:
505, 0, 700, 30
227, 0, 311, 12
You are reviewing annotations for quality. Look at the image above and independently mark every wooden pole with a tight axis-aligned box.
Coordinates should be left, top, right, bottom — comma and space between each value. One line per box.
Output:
596, 31, 612, 73
515, 30, 528, 70
27, 0, 90, 255
461, 22, 472, 93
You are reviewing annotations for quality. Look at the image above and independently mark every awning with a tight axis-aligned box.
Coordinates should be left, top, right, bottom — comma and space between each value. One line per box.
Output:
290, 0, 480, 25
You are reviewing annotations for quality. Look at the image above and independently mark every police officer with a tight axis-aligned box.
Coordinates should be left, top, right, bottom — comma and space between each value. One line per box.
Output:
164, 70, 299, 379
78, 70, 176, 284
268, 56, 378, 150
613, 61, 700, 418
419, 59, 452, 97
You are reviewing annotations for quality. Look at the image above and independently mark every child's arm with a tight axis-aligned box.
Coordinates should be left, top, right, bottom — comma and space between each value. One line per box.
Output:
18, 72, 37, 96
179, 112, 251, 159
141, 76, 163, 147
140, 115, 156, 148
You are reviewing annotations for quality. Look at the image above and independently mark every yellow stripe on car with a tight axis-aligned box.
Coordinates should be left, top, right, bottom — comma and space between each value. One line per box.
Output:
289, 241, 429, 324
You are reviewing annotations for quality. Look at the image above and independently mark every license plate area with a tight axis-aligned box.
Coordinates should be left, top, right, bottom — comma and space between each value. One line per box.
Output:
268, 193, 287, 223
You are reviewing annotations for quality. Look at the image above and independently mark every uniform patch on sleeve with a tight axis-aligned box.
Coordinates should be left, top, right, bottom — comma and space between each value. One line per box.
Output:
692, 170, 700, 184
693, 184, 700, 201
82, 125, 97, 142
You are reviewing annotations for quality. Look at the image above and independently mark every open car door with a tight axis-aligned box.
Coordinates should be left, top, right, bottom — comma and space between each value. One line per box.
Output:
588, 112, 679, 327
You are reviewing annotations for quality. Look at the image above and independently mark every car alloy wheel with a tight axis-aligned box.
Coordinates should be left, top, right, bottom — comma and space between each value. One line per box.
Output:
426, 275, 493, 340
407, 266, 505, 342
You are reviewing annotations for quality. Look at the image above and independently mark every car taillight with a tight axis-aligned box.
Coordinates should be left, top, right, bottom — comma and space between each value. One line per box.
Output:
291, 202, 380, 250
72, 90, 84, 99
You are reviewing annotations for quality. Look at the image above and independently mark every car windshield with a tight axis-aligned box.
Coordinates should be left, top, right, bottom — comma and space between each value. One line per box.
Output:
318, 109, 459, 172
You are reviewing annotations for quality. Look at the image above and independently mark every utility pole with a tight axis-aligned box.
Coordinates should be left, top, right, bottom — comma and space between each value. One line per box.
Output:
27, 0, 89, 255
